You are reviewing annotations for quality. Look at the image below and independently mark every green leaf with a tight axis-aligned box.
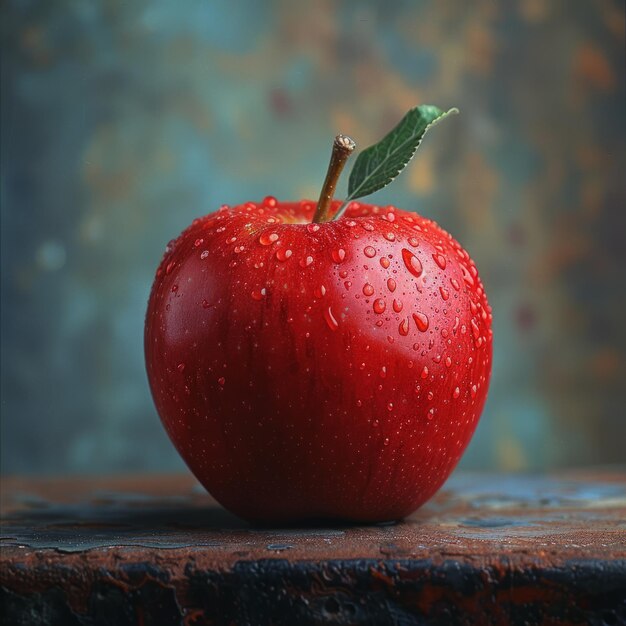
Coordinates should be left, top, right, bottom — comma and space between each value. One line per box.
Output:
346, 105, 458, 201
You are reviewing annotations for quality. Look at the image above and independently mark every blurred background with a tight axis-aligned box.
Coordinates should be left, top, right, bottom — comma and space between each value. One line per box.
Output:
1, 0, 625, 476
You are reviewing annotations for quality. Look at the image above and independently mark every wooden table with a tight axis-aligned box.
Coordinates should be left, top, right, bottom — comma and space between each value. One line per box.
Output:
1, 471, 625, 625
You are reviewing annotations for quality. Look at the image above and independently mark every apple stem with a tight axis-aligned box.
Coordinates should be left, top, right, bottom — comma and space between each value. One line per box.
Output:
312, 134, 356, 223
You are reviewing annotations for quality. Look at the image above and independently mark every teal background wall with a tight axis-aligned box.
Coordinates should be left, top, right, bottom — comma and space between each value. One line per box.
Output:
2, 0, 625, 475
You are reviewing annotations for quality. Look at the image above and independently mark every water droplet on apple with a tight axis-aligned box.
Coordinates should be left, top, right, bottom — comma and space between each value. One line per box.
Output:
194, 238, 204, 247
362, 283, 374, 296
393, 299, 403, 313
177, 363, 185, 372
276, 248, 292, 261
300, 256, 313, 267
383, 437, 390, 446
462, 264, 475, 287
332, 248, 346, 263
364, 246, 376, 258
263, 195, 277, 207
373, 299, 386, 314
471, 319, 480, 339
413, 312, 429, 332
202, 299, 210, 309
402, 249, 423, 278
450, 278, 460, 291
453, 316, 460, 335
200, 250, 209, 260
408, 237, 419, 247
470, 384, 477, 398
398, 318, 409, 336
314, 285, 326, 298
421, 366, 429, 379
445, 356, 452, 368
433, 253, 447, 269
259, 232, 279, 246
166, 261, 176, 274
323, 306, 339, 331
439, 287, 449, 301
384, 232, 395, 241
387, 278, 396, 292
453, 387, 460, 399
380, 257, 390, 269
427, 408, 435, 420
387, 402, 393, 411
307, 223, 320, 233
218, 377, 226, 386
380, 366, 387, 378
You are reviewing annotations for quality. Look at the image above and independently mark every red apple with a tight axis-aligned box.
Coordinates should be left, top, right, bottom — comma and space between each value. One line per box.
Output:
145, 197, 492, 523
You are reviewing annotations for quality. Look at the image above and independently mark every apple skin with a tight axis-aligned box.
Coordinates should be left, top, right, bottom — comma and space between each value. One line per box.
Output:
145, 199, 492, 523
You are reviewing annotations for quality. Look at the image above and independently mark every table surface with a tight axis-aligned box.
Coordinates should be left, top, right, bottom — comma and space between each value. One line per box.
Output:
2, 471, 626, 625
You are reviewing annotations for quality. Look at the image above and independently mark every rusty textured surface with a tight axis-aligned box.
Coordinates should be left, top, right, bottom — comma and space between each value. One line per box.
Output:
1, 471, 626, 625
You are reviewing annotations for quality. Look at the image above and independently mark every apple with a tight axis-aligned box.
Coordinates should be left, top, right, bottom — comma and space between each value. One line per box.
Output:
145, 107, 492, 523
